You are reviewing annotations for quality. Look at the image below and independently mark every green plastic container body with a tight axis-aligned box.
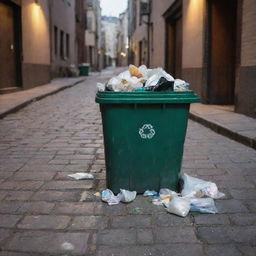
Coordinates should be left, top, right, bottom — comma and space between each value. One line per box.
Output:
79, 65, 89, 76
96, 91, 200, 194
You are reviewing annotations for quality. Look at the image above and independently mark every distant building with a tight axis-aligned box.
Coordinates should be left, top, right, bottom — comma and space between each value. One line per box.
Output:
128, 0, 256, 117
0, 0, 86, 92
101, 16, 118, 67
116, 11, 129, 67
85, 0, 103, 71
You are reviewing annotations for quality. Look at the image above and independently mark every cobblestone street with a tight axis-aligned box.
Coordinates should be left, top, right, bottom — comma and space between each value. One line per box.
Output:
0, 69, 256, 256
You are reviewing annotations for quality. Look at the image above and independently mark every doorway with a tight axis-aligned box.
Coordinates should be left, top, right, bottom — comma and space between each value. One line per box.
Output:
165, 1, 182, 78
207, 0, 237, 104
0, 1, 22, 91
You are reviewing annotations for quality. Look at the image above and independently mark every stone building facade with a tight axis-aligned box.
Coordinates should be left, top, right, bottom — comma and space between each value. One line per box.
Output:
116, 10, 129, 67
128, 0, 256, 117
0, 0, 86, 92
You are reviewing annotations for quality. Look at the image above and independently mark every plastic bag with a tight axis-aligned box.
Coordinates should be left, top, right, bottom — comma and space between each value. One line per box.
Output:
119, 189, 137, 203
145, 68, 174, 88
68, 173, 94, 180
174, 79, 190, 91
143, 190, 158, 196
101, 189, 136, 205
147, 77, 174, 91
101, 189, 121, 205
97, 83, 105, 92
190, 198, 218, 214
165, 197, 190, 217
181, 173, 225, 199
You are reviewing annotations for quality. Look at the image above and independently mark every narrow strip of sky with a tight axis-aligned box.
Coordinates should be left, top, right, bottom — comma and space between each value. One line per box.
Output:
100, 0, 128, 17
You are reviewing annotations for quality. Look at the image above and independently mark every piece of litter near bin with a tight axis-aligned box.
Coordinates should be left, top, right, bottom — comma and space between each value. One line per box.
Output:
133, 207, 143, 214
68, 173, 94, 180
101, 189, 137, 205
61, 242, 74, 251
143, 190, 158, 196
94, 192, 101, 197
79, 191, 90, 202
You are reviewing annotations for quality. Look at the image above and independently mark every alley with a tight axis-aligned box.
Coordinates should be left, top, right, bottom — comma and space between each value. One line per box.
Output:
0, 69, 256, 256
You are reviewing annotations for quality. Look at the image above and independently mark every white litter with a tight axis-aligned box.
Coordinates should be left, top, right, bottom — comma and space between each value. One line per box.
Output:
68, 173, 94, 180
181, 173, 225, 199
101, 189, 137, 205
165, 197, 190, 217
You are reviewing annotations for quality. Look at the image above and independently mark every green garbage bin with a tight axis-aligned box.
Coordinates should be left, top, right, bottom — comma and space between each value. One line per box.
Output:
96, 90, 200, 194
79, 63, 90, 76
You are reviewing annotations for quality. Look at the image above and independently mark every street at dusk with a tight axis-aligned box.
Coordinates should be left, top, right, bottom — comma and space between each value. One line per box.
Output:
0, 0, 255, 255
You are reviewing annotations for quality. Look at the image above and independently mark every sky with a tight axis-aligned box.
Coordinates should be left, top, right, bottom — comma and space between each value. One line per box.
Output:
100, 0, 128, 17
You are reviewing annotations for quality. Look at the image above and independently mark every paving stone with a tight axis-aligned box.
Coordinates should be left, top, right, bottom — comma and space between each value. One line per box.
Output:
0, 252, 34, 256
0, 229, 12, 244
20, 164, 65, 172
4, 191, 34, 201
237, 245, 256, 256
155, 227, 198, 243
5, 231, 89, 255
0, 181, 43, 190
96, 244, 204, 256
70, 216, 109, 230
0, 202, 23, 214
205, 244, 242, 256
31, 191, 79, 201
227, 226, 256, 244
215, 200, 249, 213
111, 215, 151, 228
97, 229, 136, 246
41, 180, 93, 190
230, 189, 256, 200
94, 202, 127, 216
197, 226, 232, 243
17, 215, 70, 230
154, 213, 192, 226
193, 214, 230, 225
12, 171, 56, 181
136, 229, 153, 244
0, 215, 21, 228
53, 202, 94, 215
198, 226, 256, 244
229, 213, 256, 225
16, 202, 55, 214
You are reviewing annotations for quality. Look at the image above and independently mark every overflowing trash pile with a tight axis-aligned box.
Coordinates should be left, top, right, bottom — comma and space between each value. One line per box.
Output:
97, 65, 189, 92
101, 174, 225, 217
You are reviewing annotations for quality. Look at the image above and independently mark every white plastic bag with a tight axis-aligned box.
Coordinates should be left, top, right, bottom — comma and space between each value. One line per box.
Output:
145, 68, 174, 87
97, 83, 105, 92
143, 190, 158, 196
190, 198, 218, 214
165, 197, 190, 217
101, 189, 136, 205
174, 79, 189, 91
119, 189, 137, 203
181, 173, 225, 199
68, 173, 94, 180
101, 189, 121, 205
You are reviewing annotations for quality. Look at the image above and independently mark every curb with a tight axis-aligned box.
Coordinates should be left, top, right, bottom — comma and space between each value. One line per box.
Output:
0, 78, 86, 120
189, 112, 256, 150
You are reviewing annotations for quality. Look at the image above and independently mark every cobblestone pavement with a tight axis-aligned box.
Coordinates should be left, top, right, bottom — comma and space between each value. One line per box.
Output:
0, 69, 255, 256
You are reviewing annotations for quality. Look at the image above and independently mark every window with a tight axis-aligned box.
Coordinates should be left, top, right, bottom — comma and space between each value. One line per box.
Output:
66, 33, 69, 58
54, 26, 58, 55
60, 30, 64, 59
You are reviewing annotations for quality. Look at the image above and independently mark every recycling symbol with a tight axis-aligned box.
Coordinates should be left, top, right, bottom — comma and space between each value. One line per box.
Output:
139, 124, 155, 139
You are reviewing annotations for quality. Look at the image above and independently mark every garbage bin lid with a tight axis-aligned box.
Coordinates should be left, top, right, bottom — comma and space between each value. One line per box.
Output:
95, 91, 200, 104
